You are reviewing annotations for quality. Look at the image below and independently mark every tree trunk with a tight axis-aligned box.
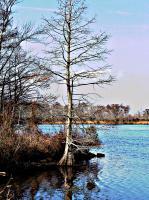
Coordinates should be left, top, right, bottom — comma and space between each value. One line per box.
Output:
58, 80, 74, 166
58, 0, 74, 166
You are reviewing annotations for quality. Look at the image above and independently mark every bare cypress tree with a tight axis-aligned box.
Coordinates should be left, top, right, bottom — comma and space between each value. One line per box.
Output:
42, 0, 114, 166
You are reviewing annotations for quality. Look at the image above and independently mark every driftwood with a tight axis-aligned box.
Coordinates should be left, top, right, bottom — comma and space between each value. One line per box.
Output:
0, 172, 6, 177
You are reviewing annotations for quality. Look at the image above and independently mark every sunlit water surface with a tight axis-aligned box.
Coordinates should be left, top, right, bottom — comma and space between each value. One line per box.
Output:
1, 125, 149, 200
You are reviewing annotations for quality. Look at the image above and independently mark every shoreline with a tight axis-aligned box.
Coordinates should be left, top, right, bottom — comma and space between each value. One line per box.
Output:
40, 120, 149, 125
0, 151, 104, 176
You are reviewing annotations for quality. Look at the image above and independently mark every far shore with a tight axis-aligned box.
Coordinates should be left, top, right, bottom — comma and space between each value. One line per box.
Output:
40, 120, 149, 125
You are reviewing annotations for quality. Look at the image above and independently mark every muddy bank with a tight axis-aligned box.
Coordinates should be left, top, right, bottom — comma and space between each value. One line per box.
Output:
0, 151, 104, 176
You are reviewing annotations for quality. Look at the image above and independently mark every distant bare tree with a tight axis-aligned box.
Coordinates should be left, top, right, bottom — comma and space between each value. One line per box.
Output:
42, 0, 114, 165
106, 104, 130, 123
143, 109, 149, 121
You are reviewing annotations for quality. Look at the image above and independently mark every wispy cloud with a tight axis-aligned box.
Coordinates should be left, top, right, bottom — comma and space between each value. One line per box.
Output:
108, 10, 133, 16
103, 24, 149, 34
115, 10, 132, 16
16, 6, 56, 13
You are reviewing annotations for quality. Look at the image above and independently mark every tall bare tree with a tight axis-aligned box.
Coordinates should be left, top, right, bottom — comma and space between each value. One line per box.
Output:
42, 0, 114, 165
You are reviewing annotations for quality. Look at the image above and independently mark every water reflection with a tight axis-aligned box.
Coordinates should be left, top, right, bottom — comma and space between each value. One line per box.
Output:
0, 160, 102, 200
59, 167, 73, 200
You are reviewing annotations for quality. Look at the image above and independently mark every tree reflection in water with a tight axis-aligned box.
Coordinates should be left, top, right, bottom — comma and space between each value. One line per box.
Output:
59, 167, 74, 200
0, 160, 102, 199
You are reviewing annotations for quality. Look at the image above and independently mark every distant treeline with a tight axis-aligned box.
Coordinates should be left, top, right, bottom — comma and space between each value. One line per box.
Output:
11, 101, 149, 125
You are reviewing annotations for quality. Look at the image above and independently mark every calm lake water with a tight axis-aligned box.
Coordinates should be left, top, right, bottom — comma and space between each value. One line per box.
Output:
1, 125, 149, 200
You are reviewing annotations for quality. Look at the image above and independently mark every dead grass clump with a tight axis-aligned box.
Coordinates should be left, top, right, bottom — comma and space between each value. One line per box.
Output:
0, 131, 66, 169
0, 125, 100, 170
73, 125, 101, 147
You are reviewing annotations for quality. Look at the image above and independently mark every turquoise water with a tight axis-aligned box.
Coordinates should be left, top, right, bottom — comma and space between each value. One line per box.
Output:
1, 125, 149, 200
93, 125, 149, 200
38, 124, 149, 200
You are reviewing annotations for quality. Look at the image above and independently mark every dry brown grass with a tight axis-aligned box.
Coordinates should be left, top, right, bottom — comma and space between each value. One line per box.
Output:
0, 123, 100, 171
0, 131, 65, 170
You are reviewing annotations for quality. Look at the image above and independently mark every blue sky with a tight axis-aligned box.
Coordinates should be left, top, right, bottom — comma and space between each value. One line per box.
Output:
14, 0, 149, 113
